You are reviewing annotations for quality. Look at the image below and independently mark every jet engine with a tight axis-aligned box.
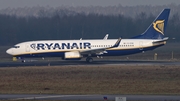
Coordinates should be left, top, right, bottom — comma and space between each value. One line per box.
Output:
63, 51, 82, 60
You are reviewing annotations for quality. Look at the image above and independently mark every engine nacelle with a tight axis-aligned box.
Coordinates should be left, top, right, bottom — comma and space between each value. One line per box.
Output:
64, 51, 82, 60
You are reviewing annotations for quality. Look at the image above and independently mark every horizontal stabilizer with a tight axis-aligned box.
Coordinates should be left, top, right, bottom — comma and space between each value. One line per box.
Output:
153, 37, 168, 45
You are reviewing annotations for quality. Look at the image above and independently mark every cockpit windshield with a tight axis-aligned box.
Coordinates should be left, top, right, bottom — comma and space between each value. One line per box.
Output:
13, 46, 20, 48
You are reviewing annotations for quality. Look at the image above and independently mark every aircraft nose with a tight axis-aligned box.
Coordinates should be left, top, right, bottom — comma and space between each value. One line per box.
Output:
6, 48, 13, 55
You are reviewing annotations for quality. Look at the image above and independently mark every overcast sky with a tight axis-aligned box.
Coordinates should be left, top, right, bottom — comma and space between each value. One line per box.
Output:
0, 0, 179, 9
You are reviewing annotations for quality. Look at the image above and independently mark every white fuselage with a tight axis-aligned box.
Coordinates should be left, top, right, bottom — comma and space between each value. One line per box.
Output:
6, 39, 165, 58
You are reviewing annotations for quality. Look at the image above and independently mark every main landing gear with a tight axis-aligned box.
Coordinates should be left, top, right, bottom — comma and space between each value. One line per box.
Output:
21, 59, 26, 63
86, 57, 93, 63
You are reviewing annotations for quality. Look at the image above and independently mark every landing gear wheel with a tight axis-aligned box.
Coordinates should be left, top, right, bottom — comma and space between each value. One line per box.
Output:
21, 60, 26, 63
86, 57, 93, 63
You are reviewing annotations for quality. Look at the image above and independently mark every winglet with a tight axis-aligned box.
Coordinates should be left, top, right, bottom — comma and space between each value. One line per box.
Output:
111, 37, 121, 48
103, 34, 109, 40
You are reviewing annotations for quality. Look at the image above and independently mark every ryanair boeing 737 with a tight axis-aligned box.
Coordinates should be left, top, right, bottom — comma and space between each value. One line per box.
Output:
6, 9, 170, 63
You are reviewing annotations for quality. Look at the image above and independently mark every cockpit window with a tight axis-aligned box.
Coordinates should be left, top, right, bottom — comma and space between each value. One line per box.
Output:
13, 46, 20, 48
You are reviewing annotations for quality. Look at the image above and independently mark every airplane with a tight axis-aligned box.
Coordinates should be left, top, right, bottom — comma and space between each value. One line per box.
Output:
6, 9, 170, 63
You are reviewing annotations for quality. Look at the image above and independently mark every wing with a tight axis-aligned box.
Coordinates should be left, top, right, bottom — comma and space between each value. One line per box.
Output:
80, 38, 121, 55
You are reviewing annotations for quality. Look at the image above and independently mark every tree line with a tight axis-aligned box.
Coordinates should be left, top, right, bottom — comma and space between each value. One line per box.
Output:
1, 4, 180, 18
0, 12, 179, 46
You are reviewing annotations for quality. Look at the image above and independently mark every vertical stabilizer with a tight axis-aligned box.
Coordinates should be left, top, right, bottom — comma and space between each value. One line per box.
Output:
132, 9, 170, 39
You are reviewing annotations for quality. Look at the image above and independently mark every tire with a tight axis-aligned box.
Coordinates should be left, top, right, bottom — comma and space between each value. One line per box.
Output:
21, 60, 26, 63
86, 57, 93, 63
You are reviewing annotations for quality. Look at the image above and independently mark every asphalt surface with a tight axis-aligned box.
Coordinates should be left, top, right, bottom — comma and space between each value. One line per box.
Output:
0, 59, 180, 67
1, 94, 180, 100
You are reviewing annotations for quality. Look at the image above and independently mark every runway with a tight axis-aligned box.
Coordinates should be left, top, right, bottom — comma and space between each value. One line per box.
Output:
0, 59, 180, 67
1, 94, 180, 100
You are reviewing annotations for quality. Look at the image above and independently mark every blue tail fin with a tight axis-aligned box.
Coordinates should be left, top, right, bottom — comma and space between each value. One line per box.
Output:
132, 9, 170, 39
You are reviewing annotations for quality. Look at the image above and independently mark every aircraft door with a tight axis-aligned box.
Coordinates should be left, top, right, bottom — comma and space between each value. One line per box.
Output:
25, 44, 30, 52
139, 41, 143, 50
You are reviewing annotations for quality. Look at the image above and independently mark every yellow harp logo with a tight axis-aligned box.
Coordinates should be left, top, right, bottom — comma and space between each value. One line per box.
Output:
153, 20, 164, 35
